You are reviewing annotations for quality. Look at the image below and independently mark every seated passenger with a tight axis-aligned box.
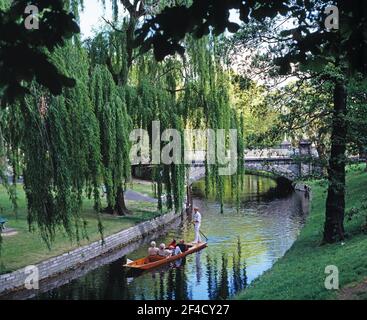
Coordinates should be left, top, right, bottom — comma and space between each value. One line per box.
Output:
168, 239, 177, 250
158, 243, 171, 257
177, 239, 188, 252
148, 241, 159, 256
172, 244, 182, 256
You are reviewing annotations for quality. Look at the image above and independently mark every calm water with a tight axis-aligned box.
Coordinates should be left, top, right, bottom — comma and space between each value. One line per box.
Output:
13, 175, 309, 300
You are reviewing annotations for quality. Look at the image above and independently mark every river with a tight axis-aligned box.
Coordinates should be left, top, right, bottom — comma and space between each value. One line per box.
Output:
12, 174, 309, 300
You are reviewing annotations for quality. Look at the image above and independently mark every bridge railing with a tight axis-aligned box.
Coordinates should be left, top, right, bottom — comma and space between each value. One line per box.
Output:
244, 148, 295, 159
130, 145, 320, 165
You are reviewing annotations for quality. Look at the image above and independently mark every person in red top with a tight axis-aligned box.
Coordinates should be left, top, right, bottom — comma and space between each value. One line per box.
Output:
168, 239, 177, 249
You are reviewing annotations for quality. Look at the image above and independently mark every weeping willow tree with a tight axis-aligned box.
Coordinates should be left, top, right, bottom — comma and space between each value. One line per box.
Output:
126, 33, 244, 214
87, 0, 188, 214
90, 64, 132, 215
126, 54, 186, 214
0, 42, 104, 247
122, 0, 245, 214
180, 34, 245, 213
0, 0, 132, 247
0, 0, 105, 248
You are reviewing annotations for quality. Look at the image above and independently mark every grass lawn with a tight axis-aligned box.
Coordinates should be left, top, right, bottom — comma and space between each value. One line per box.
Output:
236, 164, 367, 300
0, 180, 164, 274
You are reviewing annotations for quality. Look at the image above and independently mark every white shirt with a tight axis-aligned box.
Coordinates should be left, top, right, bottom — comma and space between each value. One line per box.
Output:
193, 211, 201, 225
148, 247, 159, 256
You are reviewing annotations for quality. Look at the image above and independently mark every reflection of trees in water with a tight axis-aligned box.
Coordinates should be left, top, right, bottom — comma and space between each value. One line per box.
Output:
167, 269, 174, 300
192, 174, 298, 205
174, 262, 189, 300
102, 257, 132, 299
39, 257, 131, 300
33, 178, 307, 301
232, 237, 247, 295
153, 271, 159, 300
140, 260, 190, 300
206, 238, 247, 300
159, 271, 165, 300
195, 252, 202, 284
217, 254, 229, 299
206, 255, 215, 300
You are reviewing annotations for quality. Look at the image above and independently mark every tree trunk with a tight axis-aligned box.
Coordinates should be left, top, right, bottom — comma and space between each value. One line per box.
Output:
322, 81, 347, 244
186, 185, 193, 216
101, 184, 115, 214
102, 205, 114, 215
315, 136, 328, 176
115, 186, 131, 216
358, 146, 367, 172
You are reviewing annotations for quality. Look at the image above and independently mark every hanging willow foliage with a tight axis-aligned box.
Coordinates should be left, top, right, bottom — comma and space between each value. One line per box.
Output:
90, 64, 132, 215
0, 0, 11, 11
0, 100, 23, 215
182, 34, 245, 213
126, 53, 187, 214
0, 0, 109, 251
88, 0, 241, 216
13, 43, 103, 247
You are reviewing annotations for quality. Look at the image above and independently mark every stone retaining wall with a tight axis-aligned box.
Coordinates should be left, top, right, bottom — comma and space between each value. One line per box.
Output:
0, 210, 181, 295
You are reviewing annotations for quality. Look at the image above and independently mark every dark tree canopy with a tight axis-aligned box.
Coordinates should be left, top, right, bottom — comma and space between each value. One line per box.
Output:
136, 0, 367, 77
273, 1, 367, 77
0, 0, 80, 102
135, 0, 291, 61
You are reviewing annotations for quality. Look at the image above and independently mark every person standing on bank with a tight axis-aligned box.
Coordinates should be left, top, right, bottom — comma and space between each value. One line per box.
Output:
193, 207, 202, 243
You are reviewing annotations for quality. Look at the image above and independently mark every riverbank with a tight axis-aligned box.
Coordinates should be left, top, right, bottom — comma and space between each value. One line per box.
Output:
0, 180, 161, 274
0, 208, 182, 295
237, 164, 367, 300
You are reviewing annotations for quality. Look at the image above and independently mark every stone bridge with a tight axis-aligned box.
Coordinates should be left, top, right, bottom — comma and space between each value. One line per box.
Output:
133, 139, 320, 184
188, 158, 316, 184
187, 139, 319, 183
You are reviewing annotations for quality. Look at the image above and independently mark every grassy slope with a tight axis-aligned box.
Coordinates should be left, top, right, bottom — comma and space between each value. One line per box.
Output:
0, 180, 162, 274
237, 165, 367, 300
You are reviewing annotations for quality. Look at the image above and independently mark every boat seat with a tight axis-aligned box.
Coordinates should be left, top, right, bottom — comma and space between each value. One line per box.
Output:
146, 255, 166, 263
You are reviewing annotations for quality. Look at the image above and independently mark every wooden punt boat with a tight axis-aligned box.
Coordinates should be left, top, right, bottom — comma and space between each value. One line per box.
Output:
123, 242, 207, 270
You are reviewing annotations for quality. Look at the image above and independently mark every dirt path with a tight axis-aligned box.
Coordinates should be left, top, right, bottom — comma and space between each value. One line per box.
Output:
132, 178, 152, 185
124, 189, 157, 203
338, 278, 367, 300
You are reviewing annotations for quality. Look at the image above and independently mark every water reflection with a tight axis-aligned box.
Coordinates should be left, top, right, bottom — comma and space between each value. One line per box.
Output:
2, 174, 308, 300
204, 238, 248, 300
34, 230, 282, 300
195, 252, 202, 284
192, 174, 294, 203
